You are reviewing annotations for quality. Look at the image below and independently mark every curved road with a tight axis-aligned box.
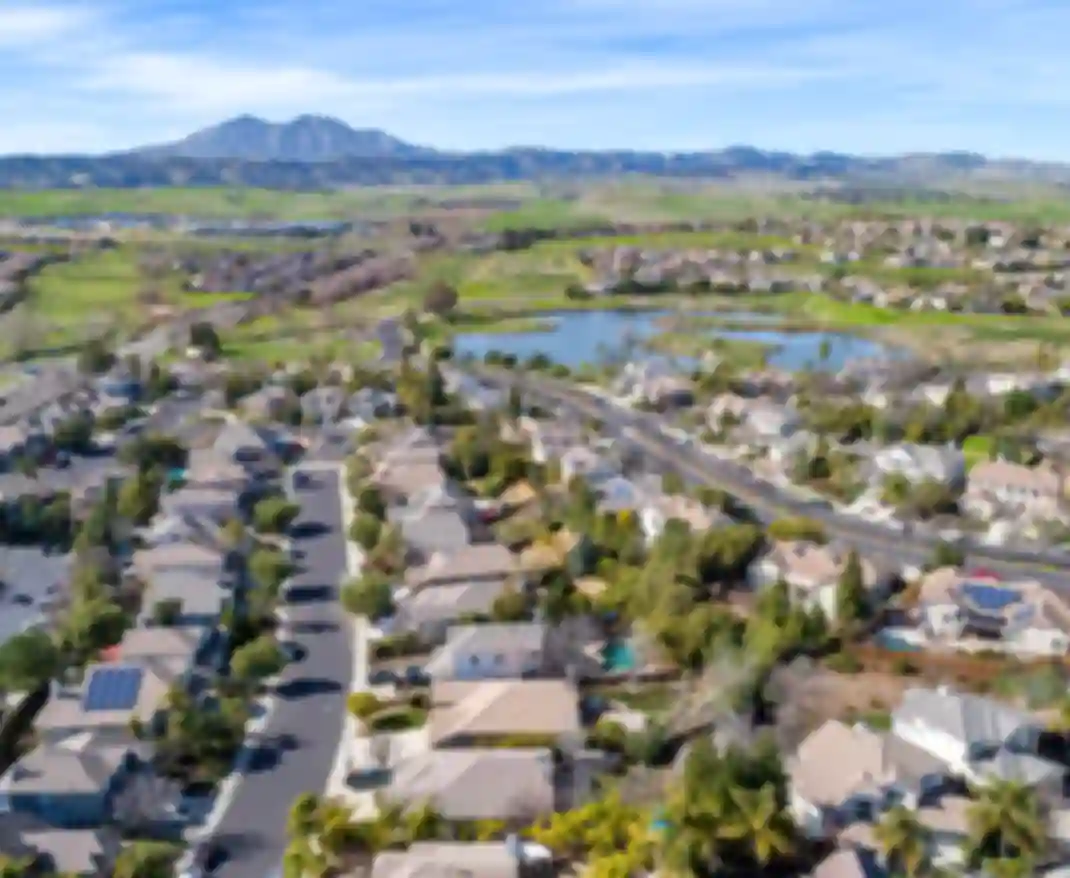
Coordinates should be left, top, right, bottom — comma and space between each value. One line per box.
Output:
472, 367, 1070, 583
211, 465, 352, 878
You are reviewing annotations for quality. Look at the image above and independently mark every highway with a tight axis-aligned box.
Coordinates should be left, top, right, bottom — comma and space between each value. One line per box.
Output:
469, 366, 1070, 583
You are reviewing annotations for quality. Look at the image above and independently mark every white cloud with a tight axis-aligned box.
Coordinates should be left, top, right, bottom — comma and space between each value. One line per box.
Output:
78, 50, 831, 118
0, 4, 91, 46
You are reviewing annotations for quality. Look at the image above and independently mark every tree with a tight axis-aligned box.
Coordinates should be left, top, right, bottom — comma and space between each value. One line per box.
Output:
835, 549, 868, 628
188, 321, 222, 359
340, 572, 394, 619
252, 497, 300, 534
349, 513, 382, 551
929, 540, 965, 570
767, 517, 826, 543
965, 780, 1049, 872
490, 585, 530, 622
248, 547, 291, 595
356, 485, 386, 520
117, 470, 161, 526
231, 635, 286, 682
720, 784, 794, 866
77, 337, 115, 374
0, 629, 61, 691
112, 841, 181, 878
874, 804, 930, 877
423, 280, 459, 316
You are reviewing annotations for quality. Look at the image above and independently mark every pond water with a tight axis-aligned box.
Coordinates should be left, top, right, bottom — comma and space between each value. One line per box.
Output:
452, 308, 899, 372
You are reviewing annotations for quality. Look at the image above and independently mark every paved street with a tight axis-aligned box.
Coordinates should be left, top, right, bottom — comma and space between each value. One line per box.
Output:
470, 367, 1070, 584
211, 466, 353, 878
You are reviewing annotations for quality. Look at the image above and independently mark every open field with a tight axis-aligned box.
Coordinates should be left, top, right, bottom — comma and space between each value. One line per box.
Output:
6, 180, 1070, 226
0, 183, 535, 221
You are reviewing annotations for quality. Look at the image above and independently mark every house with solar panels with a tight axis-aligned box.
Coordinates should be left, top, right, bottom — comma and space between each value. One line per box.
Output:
0, 623, 198, 828
918, 566, 1070, 656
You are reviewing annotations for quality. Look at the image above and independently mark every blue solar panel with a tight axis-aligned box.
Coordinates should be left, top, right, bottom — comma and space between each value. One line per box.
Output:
961, 583, 1021, 612
82, 666, 145, 712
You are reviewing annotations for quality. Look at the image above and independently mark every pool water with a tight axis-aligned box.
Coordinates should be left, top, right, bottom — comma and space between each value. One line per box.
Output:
875, 629, 920, 652
602, 639, 638, 672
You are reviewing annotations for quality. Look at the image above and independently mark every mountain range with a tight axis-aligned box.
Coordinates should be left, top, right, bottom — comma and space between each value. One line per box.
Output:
0, 114, 1068, 190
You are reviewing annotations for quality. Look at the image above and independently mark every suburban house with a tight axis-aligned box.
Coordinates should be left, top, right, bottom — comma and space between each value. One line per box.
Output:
205, 419, 282, 476
131, 541, 230, 630
558, 446, 617, 488
612, 362, 693, 409
963, 459, 1064, 518
639, 492, 725, 543
871, 443, 966, 487
917, 567, 1070, 656
404, 543, 517, 591
751, 540, 890, 622
158, 483, 243, 525
707, 394, 801, 440
371, 840, 553, 878
383, 748, 555, 823
423, 623, 561, 682
392, 545, 519, 642
0, 658, 182, 827
519, 418, 583, 466
789, 718, 972, 869
388, 491, 472, 559
0, 816, 121, 876
392, 579, 511, 643
428, 679, 582, 748
892, 686, 1062, 790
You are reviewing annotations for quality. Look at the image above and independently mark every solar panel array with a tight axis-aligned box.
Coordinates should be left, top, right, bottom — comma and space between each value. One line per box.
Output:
82, 666, 145, 712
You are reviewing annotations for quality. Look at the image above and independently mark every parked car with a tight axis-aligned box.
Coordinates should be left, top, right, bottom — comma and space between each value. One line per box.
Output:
369, 668, 397, 686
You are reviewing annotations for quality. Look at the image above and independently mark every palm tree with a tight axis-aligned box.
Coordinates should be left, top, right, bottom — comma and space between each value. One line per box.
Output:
965, 780, 1049, 870
719, 783, 794, 867
874, 804, 930, 877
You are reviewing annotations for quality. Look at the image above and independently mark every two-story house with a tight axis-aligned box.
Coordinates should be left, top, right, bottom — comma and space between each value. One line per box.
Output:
964, 459, 1063, 519
918, 567, 1070, 656
751, 540, 891, 623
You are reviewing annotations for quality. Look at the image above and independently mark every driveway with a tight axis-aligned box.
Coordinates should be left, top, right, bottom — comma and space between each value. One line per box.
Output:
209, 466, 353, 878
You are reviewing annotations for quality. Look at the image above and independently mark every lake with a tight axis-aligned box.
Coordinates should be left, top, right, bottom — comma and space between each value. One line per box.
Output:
452, 308, 900, 371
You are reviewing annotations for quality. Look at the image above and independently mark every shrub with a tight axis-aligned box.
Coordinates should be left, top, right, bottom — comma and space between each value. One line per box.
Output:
347, 692, 382, 720
826, 651, 863, 674
371, 632, 425, 660
368, 705, 427, 732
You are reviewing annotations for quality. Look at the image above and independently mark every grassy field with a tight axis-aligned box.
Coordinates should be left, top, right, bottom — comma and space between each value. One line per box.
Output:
8, 180, 1070, 226
0, 183, 532, 221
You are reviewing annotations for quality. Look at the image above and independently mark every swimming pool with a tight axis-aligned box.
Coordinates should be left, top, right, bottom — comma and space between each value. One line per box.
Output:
602, 639, 638, 672
875, 629, 921, 653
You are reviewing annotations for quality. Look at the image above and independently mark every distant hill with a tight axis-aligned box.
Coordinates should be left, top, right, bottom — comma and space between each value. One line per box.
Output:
0, 115, 1068, 190
134, 114, 434, 162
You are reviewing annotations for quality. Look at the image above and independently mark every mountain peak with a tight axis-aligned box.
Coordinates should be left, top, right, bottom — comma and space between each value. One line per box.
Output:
137, 114, 431, 162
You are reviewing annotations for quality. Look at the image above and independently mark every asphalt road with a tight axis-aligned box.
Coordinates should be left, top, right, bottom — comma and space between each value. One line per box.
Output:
470, 367, 1070, 584
210, 466, 353, 878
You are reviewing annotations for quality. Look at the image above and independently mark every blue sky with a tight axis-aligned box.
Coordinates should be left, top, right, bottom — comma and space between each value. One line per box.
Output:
2, 0, 1069, 157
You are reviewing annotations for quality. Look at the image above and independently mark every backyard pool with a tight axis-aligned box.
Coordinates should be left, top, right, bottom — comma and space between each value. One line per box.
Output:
602, 639, 638, 672
875, 628, 922, 652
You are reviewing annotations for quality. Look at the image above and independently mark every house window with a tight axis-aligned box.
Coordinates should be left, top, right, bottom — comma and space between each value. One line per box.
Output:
469, 656, 479, 667
493, 654, 503, 666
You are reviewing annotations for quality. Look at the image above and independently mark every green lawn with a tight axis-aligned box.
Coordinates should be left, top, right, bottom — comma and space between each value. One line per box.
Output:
962, 435, 994, 470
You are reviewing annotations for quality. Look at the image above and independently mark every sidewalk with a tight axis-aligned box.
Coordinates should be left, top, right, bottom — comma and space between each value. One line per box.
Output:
321, 461, 380, 820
